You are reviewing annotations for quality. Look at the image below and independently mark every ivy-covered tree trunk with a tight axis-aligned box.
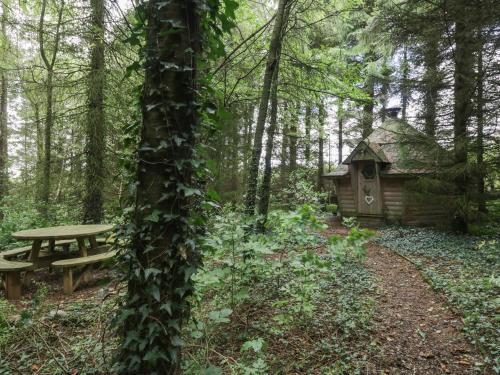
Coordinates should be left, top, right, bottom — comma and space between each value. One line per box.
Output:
257, 63, 280, 231
452, 2, 475, 232
422, 37, 440, 138
117, 0, 202, 373
38, 0, 64, 218
0, 2, 8, 220
83, 0, 105, 223
304, 103, 311, 164
244, 0, 288, 215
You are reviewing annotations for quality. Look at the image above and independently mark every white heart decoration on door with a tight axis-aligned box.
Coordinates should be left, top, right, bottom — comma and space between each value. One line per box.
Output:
365, 195, 374, 205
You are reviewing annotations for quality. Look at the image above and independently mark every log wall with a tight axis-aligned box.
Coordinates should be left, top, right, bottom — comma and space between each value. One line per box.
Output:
335, 178, 356, 216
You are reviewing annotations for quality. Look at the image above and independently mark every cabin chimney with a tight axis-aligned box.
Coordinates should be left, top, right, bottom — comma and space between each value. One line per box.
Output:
386, 107, 401, 118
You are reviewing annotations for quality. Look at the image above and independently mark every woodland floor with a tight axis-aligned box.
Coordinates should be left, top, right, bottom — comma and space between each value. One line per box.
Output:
328, 222, 488, 375
1, 223, 494, 374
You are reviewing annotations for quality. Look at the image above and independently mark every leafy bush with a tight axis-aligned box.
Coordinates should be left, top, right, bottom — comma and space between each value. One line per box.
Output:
325, 203, 337, 214
0, 196, 81, 250
272, 168, 327, 210
183, 205, 376, 373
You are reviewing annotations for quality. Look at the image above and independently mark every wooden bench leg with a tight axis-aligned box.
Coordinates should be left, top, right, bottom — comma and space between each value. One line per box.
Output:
5, 272, 22, 300
63, 268, 73, 295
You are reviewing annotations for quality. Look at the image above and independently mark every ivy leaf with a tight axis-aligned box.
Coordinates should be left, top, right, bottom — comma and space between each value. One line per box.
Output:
145, 210, 161, 223
208, 308, 232, 324
203, 366, 222, 375
150, 285, 161, 302
241, 338, 266, 353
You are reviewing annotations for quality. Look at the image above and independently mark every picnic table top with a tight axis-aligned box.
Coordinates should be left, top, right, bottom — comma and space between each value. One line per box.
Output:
12, 224, 114, 240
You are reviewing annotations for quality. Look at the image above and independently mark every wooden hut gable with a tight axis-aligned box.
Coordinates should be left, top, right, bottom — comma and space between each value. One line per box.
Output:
343, 141, 389, 164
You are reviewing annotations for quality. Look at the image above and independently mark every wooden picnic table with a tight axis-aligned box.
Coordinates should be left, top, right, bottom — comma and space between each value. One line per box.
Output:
12, 224, 113, 264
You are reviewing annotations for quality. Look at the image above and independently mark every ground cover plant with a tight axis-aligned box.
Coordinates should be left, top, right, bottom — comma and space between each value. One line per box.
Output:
376, 227, 500, 372
0, 282, 119, 374
0, 206, 376, 374
182, 205, 375, 374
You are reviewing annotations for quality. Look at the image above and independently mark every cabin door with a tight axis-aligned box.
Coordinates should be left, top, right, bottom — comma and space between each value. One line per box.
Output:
357, 161, 381, 215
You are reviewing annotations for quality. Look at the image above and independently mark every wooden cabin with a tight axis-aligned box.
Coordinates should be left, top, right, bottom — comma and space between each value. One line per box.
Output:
324, 112, 448, 227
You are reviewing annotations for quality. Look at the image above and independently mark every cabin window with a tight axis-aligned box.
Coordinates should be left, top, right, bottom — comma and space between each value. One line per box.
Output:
361, 163, 376, 179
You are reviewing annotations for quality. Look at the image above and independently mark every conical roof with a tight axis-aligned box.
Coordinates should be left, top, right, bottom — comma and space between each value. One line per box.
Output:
325, 118, 445, 177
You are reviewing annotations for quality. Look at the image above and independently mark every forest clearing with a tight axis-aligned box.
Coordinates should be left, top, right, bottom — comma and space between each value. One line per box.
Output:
0, 0, 498, 374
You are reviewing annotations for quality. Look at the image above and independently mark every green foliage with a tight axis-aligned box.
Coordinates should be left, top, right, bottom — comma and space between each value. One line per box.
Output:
377, 227, 500, 372
183, 205, 376, 373
0, 287, 119, 374
342, 216, 358, 229
0, 196, 80, 249
273, 169, 328, 210
325, 203, 338, 214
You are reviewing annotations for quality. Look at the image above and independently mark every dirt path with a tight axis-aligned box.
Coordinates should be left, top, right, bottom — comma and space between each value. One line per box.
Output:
365, 242, 486, 374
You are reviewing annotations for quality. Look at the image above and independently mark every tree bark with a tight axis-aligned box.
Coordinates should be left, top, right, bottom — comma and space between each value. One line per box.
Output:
244, 0, 288, 215
38, 0, 64, 218
337, 99, 343, 164
289, 102, 299, 172
362, 77, 374, 138
83, 0, 106, 223
118, 0, 201, 373
422, 37, 439, 138
304, 103, 311, 164
401, 46, 409, 121
0, 2, 8, 220
317, 102, 326, 190
452, 2, 475, 232
476, 40, 486, 213
257, 62, 280, 231
280, 102, 288, 182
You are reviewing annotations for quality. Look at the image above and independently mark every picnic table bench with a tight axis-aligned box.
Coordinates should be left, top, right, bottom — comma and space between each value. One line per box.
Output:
0, 258, 33, 300
52, 249, 117, 294
0, 239, 76, 260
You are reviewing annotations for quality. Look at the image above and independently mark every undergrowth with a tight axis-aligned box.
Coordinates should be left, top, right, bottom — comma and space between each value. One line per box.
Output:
183, 205, 376, 374
0, 205, 376, 374
376, 227, 500, 373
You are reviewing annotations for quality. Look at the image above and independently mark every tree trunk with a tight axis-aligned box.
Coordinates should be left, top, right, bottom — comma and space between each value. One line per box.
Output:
242, 104, 254, 186
280, 102, 288, 182
317, 103, 326, 190
34, 103, 44, 200
41, 71, 53, 213
244, 0, 288, 215
337, 100, 343, 164
476, 40, 486, 214
38, 0, 64, 218
452, 3, 475, 232
83, 0, 105, 223
289, 102, 299, 172
304, 103, 311, 164
362, 77, 374, 138
257, 63, 280, 231
401, 46, 409, 121
0, 2, 8, 220
423, 37, 439, 138
118, 0, 201, 373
